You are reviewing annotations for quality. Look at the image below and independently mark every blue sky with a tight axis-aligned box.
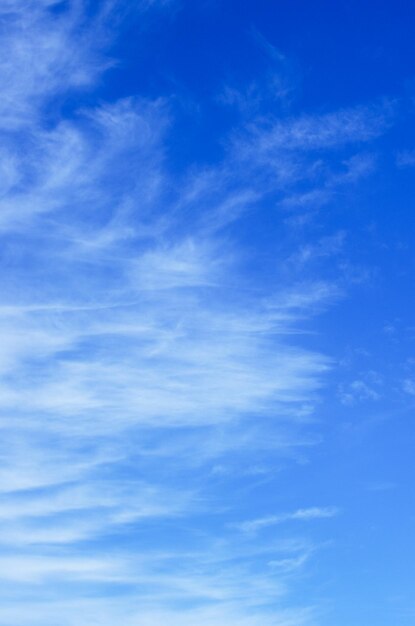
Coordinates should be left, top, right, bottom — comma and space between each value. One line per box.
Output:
0, 1, 415, 625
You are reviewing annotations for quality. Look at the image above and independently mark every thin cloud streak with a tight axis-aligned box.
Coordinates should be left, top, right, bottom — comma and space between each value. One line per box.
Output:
235, 507, 340, 534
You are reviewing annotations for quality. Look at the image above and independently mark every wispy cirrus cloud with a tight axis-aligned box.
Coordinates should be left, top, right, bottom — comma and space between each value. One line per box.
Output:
0, 0, 113, 129
234, 506, 340, 534
0, 3, 395, 625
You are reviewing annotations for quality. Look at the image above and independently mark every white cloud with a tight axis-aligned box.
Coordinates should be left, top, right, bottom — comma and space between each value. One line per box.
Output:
0, 1, 111, 129
234, 507, 339, 533
236, 104, 392, 158
339, 379, 381, 405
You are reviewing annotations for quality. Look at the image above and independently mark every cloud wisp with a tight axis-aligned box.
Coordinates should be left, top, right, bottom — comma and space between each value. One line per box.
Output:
234, 507, 340, 534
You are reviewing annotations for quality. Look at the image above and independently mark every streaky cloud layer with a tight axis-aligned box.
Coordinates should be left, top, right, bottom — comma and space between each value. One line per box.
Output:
0, 2, 398, 625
